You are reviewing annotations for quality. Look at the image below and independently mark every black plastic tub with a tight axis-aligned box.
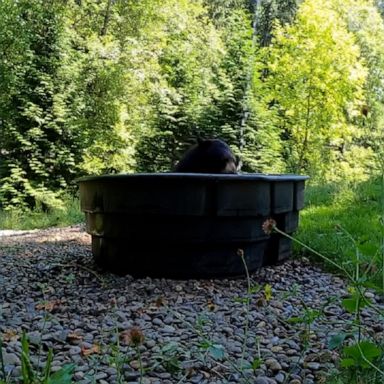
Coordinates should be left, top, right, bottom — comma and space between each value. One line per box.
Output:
78, 173, 309, 278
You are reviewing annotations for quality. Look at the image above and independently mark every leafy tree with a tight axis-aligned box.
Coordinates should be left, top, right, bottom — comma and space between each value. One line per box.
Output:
256, 0, 299, 47
1, 0, 382, 210
135, 0, 265, 172
0, 0, 84, 209
255, 0, 367, 178
65, 0, 161, 174
375, 0, 384, 17
336, 0, 384, 175
201, 8, 255, 161
203, 0, 250, 25
135, 0, 230, 171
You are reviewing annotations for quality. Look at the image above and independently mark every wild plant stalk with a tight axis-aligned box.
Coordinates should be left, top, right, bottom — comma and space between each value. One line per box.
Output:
20, 332, 32, 382
42, 350, 54, 383
330, 225, 383, 317
0, 337, 6, 382
334, 225, 364, 340
109, 298, 134, 384
136, 346, 144, 384
123, 327, 145, 384
36, 311, 49, 373
273, 226, 354, 281
381, 173, 384, 301
175, 372, 189, 384
355, 338, 384, 376
238, 249, 251, 369
337, 224, 366, 347
273, 224, 383, 318
113, 317, 124, 384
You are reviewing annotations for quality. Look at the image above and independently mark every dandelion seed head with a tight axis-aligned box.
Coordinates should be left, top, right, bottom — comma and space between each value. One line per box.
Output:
262, 219, 277, 235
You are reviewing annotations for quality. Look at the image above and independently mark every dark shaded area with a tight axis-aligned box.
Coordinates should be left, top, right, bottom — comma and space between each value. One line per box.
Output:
174, 139, 238, 174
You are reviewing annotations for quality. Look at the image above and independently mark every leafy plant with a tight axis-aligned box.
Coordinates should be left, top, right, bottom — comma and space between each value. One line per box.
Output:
152, 342, 182, 374
341, 341, 381, 370
0, 333, 74, 384
265, 218, 384, 383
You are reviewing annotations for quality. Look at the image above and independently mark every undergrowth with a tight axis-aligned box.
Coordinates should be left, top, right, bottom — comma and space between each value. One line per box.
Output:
0, 196, 83, 230
296, 176, 383, 286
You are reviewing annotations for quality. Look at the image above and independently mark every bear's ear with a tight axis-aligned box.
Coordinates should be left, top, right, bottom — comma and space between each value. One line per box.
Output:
197, 137, 211, 148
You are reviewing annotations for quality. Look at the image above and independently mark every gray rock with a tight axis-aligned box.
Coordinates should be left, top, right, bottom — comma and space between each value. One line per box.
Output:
275, 372, 285, 383
27, 331, 41, 345
2, 350, 20, 366
255, 377, 269, 384
161, 325, 176, 333
265, 358, 282, 372
306, 362, 321, 370
69, 346, 82, 355
94, 372, 108, 380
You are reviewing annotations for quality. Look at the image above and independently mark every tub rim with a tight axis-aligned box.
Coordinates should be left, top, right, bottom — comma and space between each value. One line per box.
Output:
77, 172, 310, 183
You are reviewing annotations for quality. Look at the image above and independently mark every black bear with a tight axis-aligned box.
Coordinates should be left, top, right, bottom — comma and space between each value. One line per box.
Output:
174, 138, 239, 173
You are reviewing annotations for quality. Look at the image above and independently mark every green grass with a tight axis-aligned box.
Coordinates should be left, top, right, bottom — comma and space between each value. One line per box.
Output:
0, 195, 84, 230
295, 176, 383, 283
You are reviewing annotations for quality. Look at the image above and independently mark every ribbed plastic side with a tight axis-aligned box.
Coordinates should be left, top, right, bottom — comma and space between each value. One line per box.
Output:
78, 173, 309, 277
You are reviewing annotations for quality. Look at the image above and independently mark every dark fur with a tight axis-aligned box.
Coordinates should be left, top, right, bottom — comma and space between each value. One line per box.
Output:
174, 139, 238, 174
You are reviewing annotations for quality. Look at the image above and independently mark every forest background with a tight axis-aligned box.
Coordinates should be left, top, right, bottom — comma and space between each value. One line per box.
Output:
0, 0, 384, 212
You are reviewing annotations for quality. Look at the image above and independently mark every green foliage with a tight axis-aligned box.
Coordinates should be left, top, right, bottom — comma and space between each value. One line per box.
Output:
329, 337, 384, 383
296, 177, 383, 285
338, 0, 384, 173
255, 0, 367, 178
0, 196, 82, 230
256, 0, 299, 47
272, 189, 384, 384
153, 342, 182, 374
341, 293, 370, 313
135, 0, 252, 171
67, 0, 161, 175
0, 0, 86, 210
0, 333, 74, 384
341, 341, 381, 369
0, 0, 384, 208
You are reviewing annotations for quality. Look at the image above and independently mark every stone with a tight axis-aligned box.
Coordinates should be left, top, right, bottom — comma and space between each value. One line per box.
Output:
254, 377, 270, 384
275, 372, 285, 383
306, 362, 321, 370
265, 358, 282, 372
2, 351, 20, 366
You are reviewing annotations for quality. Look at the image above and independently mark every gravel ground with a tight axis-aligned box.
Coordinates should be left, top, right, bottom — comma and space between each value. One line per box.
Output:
0, 225, 383, 384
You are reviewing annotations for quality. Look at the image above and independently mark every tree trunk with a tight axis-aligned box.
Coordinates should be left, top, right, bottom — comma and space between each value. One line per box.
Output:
100, 0, 113, 36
